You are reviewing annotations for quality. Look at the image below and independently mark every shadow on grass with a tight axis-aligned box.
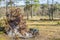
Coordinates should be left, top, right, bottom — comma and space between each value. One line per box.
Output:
30, 24, 60, 26
51, 38, 60, 40
28, 19, 60, 21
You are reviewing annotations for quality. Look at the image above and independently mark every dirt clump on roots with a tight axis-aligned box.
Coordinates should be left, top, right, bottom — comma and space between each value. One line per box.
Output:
5, 8, 28, 36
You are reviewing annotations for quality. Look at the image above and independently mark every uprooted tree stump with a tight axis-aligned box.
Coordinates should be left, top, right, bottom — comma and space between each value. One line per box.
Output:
4, 8, 39, 40
5, 8, 27, 38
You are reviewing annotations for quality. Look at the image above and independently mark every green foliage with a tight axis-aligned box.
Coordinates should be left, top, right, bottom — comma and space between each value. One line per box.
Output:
25, 0, 30, 10
0, 19, 3, 27
0, 17, 6, 27
57, 22, 60, 25
25, 0, 30, 5
25, 0, 40, 10
8, 1, 13, 5
7, 0, 14, 6
0, 31, 4, 34
33, 0, 40, 12
0, 0, 5, 1
34, 0, 39, 2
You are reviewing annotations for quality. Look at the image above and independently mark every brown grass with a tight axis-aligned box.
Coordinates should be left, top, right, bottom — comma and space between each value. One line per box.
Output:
0, 17, 60, 40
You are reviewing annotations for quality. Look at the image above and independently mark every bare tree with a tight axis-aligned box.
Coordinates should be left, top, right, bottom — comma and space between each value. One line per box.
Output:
51, 0, 54, 20
25, 0, 30, 20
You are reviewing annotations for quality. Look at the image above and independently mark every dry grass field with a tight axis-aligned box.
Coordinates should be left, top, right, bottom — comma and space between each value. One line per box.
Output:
0, 18, 60, 40
26, 20, 60, 40
0, 15, 60, 40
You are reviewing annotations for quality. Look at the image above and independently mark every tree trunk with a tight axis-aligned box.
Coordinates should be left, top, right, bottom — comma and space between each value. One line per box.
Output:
47, 0, 50, 20
27, 10, 29, 20
51, 0, 54, 20
51, 10, 53, 20
10, 0, 12, 9
31, 6, 33, 18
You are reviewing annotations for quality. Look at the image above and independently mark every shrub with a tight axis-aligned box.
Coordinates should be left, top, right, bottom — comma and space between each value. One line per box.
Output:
57, 22, 60, 25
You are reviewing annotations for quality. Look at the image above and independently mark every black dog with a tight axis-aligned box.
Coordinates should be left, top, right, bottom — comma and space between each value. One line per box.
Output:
29, 28, 39, 37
